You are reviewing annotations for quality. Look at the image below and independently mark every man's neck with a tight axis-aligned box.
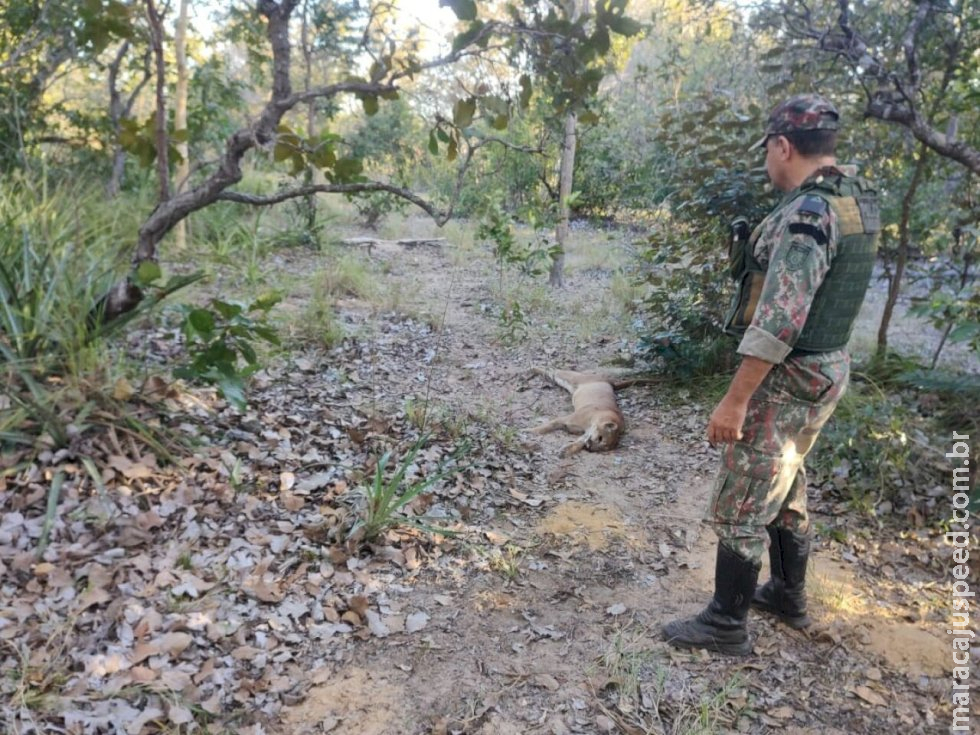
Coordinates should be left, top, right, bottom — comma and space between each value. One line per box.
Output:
785, 156, 837, 191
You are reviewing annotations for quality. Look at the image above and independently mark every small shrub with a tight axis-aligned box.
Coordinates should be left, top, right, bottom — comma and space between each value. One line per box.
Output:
634, 216, 738, 378
347, 437, 464, 544
352, 191, 406, 230
174, 293, 282, 410
811, 356, 979, 517
498, 299, 530, 345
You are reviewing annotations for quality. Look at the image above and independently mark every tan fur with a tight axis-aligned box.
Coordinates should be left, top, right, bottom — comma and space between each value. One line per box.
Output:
529, 367, 626, 457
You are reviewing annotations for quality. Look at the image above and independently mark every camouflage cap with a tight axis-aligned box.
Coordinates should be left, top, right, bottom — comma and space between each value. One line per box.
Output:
750, 94, 840, 151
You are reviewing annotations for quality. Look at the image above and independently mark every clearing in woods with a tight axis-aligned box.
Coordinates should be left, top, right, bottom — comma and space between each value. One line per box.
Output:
0, 216, 957, 735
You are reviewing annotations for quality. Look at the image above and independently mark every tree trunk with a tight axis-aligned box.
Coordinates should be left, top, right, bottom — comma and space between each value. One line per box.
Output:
301, 0, 317, 237
146, 0, 170, 204
174, 0, 191, 249
106, 41, 129, 198
549, 0, 587, 289
876, 144, 929, 357
550, 110, 577, 287
106, 42, 151, 198
108, 149, 127, 197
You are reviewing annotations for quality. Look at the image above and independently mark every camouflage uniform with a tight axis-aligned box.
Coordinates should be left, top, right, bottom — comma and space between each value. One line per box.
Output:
663, 94, 878, 655
706, 177, 852, 563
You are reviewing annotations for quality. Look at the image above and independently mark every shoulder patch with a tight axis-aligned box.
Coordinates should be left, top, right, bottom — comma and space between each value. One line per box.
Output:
784, 243, 811, 271
796, 195, 829, 217
788, 221, 828, 246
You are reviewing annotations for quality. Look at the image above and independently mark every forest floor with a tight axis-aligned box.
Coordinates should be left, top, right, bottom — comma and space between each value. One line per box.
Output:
0, 214, 971, 735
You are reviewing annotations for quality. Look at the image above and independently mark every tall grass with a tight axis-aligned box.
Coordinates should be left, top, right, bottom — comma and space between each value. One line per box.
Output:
0, 174, 164, 449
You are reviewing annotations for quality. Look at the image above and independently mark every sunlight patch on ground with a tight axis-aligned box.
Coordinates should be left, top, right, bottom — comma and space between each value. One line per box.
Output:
537, 501, 633, 551
281, 667, 404, 734
810, 557, 946, 676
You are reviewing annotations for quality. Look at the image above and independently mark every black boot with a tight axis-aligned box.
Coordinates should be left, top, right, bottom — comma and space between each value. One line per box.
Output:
662, 543, 760, 656
752, 526, 812, 629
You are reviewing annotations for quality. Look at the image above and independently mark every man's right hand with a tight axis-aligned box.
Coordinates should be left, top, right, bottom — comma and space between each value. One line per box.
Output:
707, 394, 747, 445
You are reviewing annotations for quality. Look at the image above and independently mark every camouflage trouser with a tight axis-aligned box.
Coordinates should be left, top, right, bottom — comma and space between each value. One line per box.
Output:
704, 350, 850, 564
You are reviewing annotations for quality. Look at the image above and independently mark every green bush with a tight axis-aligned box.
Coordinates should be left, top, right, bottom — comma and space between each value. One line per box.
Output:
174, 293, 282, 411
348, 436, 464, 544
634, 218, 738, 378
812, 357, 979, 516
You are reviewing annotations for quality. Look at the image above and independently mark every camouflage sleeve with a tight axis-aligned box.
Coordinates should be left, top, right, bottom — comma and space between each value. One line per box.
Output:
737, 195, 837, 363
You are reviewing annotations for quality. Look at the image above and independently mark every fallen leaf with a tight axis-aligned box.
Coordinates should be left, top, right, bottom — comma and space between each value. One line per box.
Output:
168, 703, 194, 725
851, 685, 887, 707
242, 571, 285, 603
348, 595, 371, 616
365, 610, 390, 637
113, 377, 136, 401
406, 611, 429, 633
768, 705, 795, 719
533, 673, 560, 691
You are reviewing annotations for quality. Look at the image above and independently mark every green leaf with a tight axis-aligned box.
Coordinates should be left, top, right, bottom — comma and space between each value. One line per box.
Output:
440, 0, 477, 21
333, 158, 364, 182
361, 94, 379, 116
135, 261, 162, 286
451, 20, 484, 53
310, 144, 337, 169
447, 136, 458, 162
519, 75, 533, 110
607, 15, 642, 37
369, 61, 386, 82
428, 130, 439, 155
453, 97, 476, 128
949, 322, 980, 343
217, 375, 247, 411
579, 110, 599, 125
238, 341, 258, 365
212, 300, 243, 320
272, 142, 291, 163
188, 309, 215, 336
249, 292, 282, 312
492, 113, 509, 130
251, 325, 281, 345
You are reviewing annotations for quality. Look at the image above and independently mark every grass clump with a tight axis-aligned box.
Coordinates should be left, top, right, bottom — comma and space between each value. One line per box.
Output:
347, 436, 464, 545
317, 253, 378, 301
0, 176, 195, 450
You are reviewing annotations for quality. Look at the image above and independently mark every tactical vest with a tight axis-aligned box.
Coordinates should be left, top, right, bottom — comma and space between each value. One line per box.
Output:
724, 171, 880, 352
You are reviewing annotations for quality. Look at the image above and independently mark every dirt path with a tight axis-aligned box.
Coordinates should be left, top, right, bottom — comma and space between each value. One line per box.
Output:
276, 225, 953, 734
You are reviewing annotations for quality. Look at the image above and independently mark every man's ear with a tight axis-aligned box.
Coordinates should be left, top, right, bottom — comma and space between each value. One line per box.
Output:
775, 135, 793, 160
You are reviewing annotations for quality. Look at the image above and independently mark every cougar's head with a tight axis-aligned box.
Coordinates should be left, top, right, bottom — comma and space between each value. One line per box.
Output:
584, 420, 621, 452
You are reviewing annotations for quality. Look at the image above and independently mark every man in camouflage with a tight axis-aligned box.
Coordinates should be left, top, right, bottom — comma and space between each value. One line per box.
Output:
662, 94, 881, 656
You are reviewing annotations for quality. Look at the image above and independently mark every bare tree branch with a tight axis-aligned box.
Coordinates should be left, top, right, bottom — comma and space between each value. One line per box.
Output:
131, 0, 502, 266
217, 181, 448, 222
785, 0, 980, 174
